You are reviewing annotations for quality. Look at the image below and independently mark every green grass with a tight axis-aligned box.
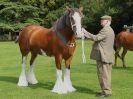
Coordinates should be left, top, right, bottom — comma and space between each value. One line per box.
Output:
0, 40, 133, 99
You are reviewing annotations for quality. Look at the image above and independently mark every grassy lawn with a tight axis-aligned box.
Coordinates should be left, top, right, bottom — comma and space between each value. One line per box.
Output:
0, 40, 133, 99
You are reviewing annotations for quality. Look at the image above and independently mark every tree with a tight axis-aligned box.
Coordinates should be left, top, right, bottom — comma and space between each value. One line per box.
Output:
0, 0, 133, 40
0, 0, 68, 40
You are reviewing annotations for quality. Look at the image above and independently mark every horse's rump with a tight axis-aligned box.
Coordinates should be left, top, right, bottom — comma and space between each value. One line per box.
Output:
115, 31, 133, 67
18, 25, 55, 55
115, 31, 133, 50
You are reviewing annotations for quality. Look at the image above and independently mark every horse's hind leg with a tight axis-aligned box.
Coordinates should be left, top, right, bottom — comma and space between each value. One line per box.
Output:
27, 52, 38, 84
18, 56, 28, 86
121, 48, 127, 68
114, 47, 121, 66
52, 55, 67, 94
64, 56, 76, 92
18, 35, 30, 86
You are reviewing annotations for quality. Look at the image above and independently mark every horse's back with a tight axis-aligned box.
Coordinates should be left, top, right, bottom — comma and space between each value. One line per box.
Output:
115, 31, 133, 50
117, 31, 133, 41
19, 25, 49, 38
18, 25, 53, 55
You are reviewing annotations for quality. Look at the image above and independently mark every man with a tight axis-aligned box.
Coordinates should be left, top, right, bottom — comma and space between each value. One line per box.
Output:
82, 15, 115, 97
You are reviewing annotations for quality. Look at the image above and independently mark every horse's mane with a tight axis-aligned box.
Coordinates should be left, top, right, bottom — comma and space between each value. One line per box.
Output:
52, 8, 81, 32
52, 11, 70, 32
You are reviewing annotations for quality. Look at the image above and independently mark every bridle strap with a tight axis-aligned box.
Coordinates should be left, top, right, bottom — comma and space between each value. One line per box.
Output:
70, 18, 76, 32
71, 24, 76, 31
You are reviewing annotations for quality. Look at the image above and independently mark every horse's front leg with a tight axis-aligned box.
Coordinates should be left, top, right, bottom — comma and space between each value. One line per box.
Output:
64, 57, 76, 92
27, 53, 38, 84
52, 55, 67, 94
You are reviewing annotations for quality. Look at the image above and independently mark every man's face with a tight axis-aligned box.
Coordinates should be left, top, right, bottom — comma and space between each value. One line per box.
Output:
100, 19, 108, 27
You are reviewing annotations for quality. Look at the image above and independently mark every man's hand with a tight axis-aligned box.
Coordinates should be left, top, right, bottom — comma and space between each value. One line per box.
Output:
82, 28, 91, 38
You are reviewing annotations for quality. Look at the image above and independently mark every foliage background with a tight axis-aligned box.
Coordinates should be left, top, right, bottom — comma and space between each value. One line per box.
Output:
0, 0, 133, 38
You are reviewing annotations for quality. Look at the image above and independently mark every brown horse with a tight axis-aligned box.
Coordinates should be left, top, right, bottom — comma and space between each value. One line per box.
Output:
114, 31, 133, 67
17, 7, 84, 94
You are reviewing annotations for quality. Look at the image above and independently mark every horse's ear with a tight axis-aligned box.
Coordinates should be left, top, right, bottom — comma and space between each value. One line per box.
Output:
79, 7, 83, 12
79, 7, 84, 17
66, 6, 71, 12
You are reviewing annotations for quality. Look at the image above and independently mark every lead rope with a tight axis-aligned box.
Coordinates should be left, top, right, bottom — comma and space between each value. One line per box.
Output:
71, 20, 86, 63
81, 29, 86, 63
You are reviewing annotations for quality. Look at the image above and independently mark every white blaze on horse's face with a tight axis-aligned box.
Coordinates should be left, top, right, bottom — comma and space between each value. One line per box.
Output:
72, 12, 82, 37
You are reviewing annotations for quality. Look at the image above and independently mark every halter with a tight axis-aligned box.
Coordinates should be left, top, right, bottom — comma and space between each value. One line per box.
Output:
69, 12, 77, 33
70, 21, 76, 32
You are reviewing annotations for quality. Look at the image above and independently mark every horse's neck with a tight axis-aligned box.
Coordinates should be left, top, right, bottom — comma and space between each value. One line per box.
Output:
52, 14, 75, 43
61, 26, 75, 42
52, 13, 75, 43
53, 13, 68, 31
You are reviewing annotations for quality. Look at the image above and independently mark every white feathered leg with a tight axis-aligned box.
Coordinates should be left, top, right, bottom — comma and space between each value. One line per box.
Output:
52, 69, 67, 94
27, 62, 38, 84
18, 56, 28, 86
64, 68, 76, 92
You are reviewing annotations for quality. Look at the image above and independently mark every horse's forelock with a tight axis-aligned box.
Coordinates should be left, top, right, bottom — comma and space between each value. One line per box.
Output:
71, 8, 83, 17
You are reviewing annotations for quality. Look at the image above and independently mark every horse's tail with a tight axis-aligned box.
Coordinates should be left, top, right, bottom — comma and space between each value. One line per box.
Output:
114, 34, 121, 51
114, 39, 117, 51
15, 36, 19, 43
15, 31, 22, 43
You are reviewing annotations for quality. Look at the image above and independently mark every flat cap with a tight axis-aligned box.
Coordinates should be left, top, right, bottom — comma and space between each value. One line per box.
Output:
101, 15, 112, 21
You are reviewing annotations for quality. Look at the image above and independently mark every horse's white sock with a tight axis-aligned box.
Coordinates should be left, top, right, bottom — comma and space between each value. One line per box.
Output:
27, 63, 38, 84
52, 69, 67, 94
64, 68, 76, 92
18, 56, 28, 86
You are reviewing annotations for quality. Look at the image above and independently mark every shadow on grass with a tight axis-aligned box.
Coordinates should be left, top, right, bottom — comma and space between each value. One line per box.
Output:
113, 66, 133, 71
75, 85, 96, 94
0, 76, 18, 84
29, 83, 96, 94
29, 83, 97, 95
0, 76, 96, 94
29, 81, 54, 90
0, 76, 53, 90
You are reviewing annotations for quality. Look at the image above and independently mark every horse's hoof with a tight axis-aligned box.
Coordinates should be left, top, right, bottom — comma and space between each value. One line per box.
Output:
27, 80, 38, 84
18, 76, 28, 86
64, 83, 76, 92
52, 89, 67, 94
52, 83, 68, 94
17, 81, 28, 86
67, 87, 76, 92
27, 80, 38, 85
27, 73, 38, 84
27, 77, 38, 84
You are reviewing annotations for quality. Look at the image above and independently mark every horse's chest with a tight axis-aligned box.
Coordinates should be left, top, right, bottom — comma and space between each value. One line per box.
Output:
63, 45, 76, 59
